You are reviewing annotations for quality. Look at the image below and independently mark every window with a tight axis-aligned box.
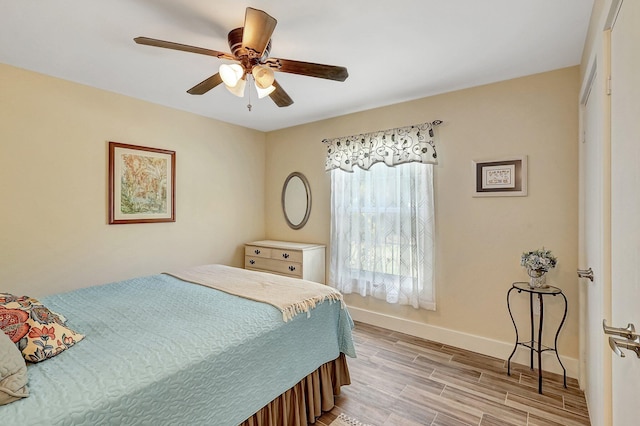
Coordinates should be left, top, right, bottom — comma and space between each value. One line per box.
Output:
329, 162, 435, 310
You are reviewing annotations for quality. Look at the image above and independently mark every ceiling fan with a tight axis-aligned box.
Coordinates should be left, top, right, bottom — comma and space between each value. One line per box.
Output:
134, 7, 349, 109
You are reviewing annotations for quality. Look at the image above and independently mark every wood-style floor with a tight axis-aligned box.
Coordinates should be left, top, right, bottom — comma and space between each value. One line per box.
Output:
315, 322, 590, 426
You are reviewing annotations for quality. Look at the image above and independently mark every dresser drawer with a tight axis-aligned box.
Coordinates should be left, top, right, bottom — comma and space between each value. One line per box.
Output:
245, 257, 303, 278
245, 245, 272, 259
271, 248, 303, 263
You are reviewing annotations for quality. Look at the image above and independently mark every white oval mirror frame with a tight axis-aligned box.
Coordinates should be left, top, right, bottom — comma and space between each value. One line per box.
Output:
282, 172, 311, 230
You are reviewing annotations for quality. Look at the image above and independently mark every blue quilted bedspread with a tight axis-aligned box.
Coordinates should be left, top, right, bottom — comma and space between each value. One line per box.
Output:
1, 273, 355, 425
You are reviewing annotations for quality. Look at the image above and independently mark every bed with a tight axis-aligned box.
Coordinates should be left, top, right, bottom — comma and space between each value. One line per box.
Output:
0, 264, 355, 425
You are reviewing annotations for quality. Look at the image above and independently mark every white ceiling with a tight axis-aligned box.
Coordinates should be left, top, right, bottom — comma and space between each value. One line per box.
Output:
0, 1, 594, 132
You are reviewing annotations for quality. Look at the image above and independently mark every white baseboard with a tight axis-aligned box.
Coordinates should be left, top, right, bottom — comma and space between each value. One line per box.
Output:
348, 306, 579, 380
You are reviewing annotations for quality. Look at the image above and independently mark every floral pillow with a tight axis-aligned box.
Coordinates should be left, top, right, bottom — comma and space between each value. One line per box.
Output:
0, 293, 84, 363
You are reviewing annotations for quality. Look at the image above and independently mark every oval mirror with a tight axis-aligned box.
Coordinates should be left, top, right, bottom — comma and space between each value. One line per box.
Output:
282, 172, 311, 230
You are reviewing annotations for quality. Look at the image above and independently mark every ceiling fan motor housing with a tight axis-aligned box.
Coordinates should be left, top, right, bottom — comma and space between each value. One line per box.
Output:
228, 27, 272, 73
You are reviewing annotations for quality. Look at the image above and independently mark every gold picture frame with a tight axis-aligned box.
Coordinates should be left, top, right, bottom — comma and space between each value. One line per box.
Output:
472, 156, 527, 197
108, 142, 175, 224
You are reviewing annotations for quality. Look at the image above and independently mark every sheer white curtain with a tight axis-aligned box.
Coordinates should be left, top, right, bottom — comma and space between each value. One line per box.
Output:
324, 121, 440, 309
329, 162, 436, 310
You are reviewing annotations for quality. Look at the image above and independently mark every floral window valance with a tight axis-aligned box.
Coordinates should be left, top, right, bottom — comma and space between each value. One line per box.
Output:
322, 120, 441, 172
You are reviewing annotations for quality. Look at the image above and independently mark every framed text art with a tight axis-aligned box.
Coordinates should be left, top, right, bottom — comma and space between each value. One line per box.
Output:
472, 156, 527, 197
108, 142, 176, 224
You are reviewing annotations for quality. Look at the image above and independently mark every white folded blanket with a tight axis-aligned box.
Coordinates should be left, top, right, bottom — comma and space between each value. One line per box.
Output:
165, 264, 343, 322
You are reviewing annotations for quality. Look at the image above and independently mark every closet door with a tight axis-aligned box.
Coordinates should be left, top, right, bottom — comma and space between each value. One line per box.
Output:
579, 55, 607, 426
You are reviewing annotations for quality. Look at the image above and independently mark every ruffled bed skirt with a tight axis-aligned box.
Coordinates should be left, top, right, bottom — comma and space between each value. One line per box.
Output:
240, 353, 351, 426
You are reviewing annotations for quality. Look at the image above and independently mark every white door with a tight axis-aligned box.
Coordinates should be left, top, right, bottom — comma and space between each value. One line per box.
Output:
579, 57, 608, 426
609, 0, 640, 424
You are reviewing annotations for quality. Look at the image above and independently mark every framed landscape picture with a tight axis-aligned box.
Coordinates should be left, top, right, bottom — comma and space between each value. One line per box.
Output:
472, 156, 527, 197
108, 142, 175, 224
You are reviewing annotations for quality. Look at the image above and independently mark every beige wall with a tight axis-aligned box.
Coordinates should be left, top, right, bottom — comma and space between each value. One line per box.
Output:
0, 61, 580, 362
265, 67, 580, 359
0, 63, 266, 296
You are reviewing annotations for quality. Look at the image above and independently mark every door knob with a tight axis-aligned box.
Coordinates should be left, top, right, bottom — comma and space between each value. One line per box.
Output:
609, 336, 640, 358
604, 320, 640, 358
603, 319, 637, 340
577, 267, 594, 281
609, 336, 625, 357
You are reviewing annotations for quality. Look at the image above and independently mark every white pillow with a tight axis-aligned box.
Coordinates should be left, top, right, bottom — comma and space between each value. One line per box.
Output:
0, 331, 29, 405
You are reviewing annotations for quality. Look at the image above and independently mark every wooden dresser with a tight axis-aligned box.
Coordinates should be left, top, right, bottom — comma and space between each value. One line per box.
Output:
244, 240, 326, 284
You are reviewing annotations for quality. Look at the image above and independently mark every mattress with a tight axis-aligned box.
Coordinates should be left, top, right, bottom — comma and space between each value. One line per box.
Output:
1, 271, 355, 425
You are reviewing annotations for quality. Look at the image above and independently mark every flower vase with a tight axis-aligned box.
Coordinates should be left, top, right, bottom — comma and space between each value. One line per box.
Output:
527, 269, 548, 289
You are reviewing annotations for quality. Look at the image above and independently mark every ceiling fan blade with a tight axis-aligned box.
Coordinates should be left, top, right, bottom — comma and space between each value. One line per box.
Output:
269, 80, 293, 107
241, 7, 277, 58
134, 37, 235, 60
265, 58, 348, 82
186, 73, 223, 95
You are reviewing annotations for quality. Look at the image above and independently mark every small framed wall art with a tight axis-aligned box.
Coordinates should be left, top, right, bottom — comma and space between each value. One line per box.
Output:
472, 156, 527, 197
108, 141, 176, 224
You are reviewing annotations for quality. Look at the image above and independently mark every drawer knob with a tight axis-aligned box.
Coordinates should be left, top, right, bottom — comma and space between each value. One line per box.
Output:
249, 259, 255, 265
282, 253, 289, 259
289, 265, 296, 272
254, 249, 261, 255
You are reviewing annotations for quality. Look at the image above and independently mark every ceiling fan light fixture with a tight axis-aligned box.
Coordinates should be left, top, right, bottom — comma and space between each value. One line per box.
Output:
225, 78, 246, 97
135, 7, 347, 109
219, 63, 244, 87
255, 83, 276, 99
252, 65, 275, 89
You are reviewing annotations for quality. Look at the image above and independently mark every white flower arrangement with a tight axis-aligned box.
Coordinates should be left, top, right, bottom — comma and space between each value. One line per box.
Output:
520, 248, 557, 273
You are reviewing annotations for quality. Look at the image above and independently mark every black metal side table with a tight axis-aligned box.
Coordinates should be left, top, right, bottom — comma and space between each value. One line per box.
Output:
506, 282, 568, 394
